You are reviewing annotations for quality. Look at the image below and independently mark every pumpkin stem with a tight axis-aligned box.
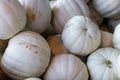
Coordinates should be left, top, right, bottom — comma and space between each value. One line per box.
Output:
106, 60, 112, 68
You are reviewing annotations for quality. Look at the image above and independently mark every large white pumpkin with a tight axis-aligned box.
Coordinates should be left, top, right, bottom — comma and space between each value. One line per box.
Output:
92, 0, 120, 19
87, 48, 120, 80
62, 16, 101, 56
1, 31, 51, 80
44, 54, 89, 80
51, 0, 90, 33
18, 0, 51, 33
0, 0, 26, 39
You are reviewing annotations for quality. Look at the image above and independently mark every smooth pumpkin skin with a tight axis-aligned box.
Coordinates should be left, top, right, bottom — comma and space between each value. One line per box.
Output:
18, 0, 51, 33
51, 0, 90, 33
92, 0, 120, 19
0, 0, 26, 39
44, 54, 89, 80
62, 16, 101, 56
87, 48, 120, 80
1, 31, 51, 80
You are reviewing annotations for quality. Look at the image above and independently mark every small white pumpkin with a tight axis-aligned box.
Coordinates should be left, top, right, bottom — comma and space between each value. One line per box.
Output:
62, 16, 101, 56
44, 54, 89, 80
51, 0, 90, 33
87, 48, 120, 80
100, 30, 113, 48
0, 0, 26, 39
92, 0, 120, 19
113, 24, 120, 50
18, 0, 51, 33
24, 77, 41, 80
1, 31, 51, 80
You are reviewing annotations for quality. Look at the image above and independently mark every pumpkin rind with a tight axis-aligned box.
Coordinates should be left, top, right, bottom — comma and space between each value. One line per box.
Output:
51, 0, 90, 33
1, 31, 51, 80
44, 54, 89, 80
92, 0, 120, 19
18, 0, 51, 33
62, 16, 101, 56
0, 0, 26, 39
87, 48, 120, 80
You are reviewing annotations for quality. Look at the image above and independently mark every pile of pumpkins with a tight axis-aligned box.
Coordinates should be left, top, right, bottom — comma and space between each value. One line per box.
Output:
0, 0, 120, 80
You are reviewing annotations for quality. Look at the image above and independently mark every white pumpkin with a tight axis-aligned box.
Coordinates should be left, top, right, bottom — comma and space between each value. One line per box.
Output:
44, 54, 89, 80
62, 16, 101, 56
113, 24, 120, 50
92, 0, 120, 19
18, 0, 51, 33
24, 77, 41, 80
100, 30, 113, 48
87, 48, 120, 80
0, 0, 26, 39
1, 31, 51, 80
51, 0, 90, 33
108, 19, 120, 32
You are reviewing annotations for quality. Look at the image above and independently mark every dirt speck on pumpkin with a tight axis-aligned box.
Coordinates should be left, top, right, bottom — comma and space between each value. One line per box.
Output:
35, 51, 38, 54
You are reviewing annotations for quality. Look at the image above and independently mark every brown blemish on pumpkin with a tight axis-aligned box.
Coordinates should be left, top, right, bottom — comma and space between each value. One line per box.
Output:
18, 42, 25, 45
31, 44, 38, 48
88, 35, 92, 38
35, 51, 38, 54
26, 45, 28, 48
26, 7, 36, 22
18, 42, 38, 49
83, 28, 87, 31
